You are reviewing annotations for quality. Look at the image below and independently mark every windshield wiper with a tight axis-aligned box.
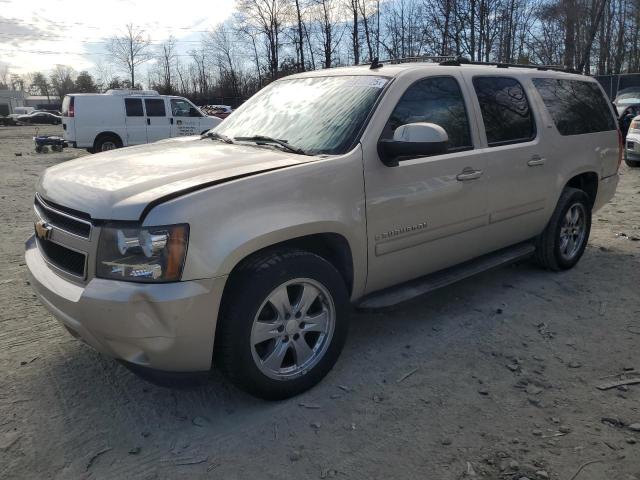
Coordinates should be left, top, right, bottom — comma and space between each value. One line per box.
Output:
234, 135, 308, 155
202, 131, 234, 144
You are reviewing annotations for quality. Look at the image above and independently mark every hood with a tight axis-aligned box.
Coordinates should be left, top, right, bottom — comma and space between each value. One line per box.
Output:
37, 136, 315, 220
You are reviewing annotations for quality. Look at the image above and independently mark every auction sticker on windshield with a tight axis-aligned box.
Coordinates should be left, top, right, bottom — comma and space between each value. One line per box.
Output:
343, 77, 388, 89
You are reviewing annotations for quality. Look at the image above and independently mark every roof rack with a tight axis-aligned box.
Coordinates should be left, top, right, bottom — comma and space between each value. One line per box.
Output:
368, 55, 580, 74
440, 56, 580, 74
369, 55, 456, 69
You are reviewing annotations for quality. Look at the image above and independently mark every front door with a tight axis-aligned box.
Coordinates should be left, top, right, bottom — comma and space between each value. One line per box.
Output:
169, 98, 202, 137
363, 74, 490, 294
144, 98, 171, 143
124, 97, 147, 146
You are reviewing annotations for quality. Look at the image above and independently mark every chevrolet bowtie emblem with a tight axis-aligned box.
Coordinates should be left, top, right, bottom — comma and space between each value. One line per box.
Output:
34, 220, 53, 241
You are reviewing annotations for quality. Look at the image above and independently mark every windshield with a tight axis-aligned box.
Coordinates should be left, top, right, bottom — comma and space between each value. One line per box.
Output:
214, 75, 389, 155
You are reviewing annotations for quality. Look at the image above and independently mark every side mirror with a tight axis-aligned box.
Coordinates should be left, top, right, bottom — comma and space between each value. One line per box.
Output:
189, 107, 202, 117
378, 122, 448, 166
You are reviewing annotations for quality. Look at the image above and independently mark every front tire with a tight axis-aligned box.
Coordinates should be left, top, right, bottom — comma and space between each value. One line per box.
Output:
534, 188, 592, 271
216, 250, 349, 400
625, 158, 640, 168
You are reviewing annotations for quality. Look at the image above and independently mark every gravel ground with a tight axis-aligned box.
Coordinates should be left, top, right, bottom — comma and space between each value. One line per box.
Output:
1, 125, 639, 480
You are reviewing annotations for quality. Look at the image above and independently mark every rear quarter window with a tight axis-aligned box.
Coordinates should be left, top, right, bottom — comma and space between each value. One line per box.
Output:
532, 78, 617, 135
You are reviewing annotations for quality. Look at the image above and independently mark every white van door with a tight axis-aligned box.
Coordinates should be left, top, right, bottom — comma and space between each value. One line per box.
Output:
124, 98, 147, 145
169, 98, 203, 137
144, 98, 171, 143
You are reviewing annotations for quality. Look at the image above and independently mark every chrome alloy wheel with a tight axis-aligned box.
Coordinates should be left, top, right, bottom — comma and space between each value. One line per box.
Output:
101, 141, 116, 151
250, 278, 336, 380
559, 203, 587, 261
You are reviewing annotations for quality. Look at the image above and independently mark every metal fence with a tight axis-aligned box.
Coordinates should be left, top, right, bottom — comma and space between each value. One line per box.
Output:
594, 74, 640, 100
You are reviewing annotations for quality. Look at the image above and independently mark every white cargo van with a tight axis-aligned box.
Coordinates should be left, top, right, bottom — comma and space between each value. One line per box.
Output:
61, 90, 222, 152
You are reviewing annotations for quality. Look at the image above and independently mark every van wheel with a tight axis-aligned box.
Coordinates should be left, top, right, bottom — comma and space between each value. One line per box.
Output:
94, 134, 122, 152
625, 158, 640, 168
534, 188, 592, 271
216, 250, 349, 400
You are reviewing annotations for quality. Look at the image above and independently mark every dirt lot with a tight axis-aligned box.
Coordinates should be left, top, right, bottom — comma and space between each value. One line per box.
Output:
1, 125, 639, 480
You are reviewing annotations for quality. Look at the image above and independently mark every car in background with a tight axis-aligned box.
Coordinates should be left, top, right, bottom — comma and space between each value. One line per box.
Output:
16, 111, 62, 125
618, 104, 640, 137
62, 89, 222, 153
625, 115, 640, 167
614, 87, 640, 116
202, 104, 233, 119
35, 109, 62, 116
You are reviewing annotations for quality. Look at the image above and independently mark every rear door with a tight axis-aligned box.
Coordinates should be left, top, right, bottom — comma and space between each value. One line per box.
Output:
465, 74, 555, 247
124, 98, 147, 146
144, 98, 171, 143
169, 98, 201, 137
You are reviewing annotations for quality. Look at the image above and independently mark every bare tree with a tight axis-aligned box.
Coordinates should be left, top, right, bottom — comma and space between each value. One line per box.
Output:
50, 65, 75, 99
107, 24, 152, 87
157, 36, 177, 93
237, 0, 291, 79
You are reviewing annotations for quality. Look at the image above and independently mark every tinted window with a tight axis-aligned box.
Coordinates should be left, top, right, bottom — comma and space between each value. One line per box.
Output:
125, 98, 143, 117
473, 77, 535, 146
383, 76, 472, 150
533, 78, 617, 135
144, 98, 166, 117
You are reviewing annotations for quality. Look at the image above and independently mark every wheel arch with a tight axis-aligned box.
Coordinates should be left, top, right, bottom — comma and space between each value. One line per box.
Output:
565, 171, 598, 208
93, 131, 124, 149
223, 232, 356, 299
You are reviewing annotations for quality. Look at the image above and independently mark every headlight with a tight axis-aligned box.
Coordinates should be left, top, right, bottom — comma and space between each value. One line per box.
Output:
97, 224, 189, 282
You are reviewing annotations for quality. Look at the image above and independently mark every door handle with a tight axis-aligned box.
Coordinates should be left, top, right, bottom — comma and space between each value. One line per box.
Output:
456, 168, 483, 182
528, 155, 546, 166
170, 118, 174, 125
146, 118, 150, 125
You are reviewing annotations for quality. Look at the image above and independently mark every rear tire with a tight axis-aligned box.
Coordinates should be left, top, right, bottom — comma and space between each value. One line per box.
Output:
534, 188, 592, 271
215, 249, 349, 400
625, 158, 640, 168
94, 134, 122, 152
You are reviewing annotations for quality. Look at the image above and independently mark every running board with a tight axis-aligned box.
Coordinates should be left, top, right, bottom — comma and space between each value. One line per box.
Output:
357, 242, 536, 309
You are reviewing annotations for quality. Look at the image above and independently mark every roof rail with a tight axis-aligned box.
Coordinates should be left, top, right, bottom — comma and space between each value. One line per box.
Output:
439, 56, 581, 74
366, 55, 581, 74
369, 55, 457, 69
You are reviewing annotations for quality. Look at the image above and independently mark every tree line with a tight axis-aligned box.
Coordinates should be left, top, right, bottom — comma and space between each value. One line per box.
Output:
2, 0, 640, 105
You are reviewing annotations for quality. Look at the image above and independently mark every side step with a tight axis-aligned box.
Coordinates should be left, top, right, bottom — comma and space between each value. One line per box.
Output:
357, 242, 536, 309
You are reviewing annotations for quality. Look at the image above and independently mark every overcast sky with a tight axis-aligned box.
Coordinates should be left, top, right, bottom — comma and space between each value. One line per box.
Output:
0, 0, 237, 76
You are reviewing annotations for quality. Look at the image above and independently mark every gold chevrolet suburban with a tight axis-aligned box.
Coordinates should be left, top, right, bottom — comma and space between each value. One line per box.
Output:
26, 59, 621, 399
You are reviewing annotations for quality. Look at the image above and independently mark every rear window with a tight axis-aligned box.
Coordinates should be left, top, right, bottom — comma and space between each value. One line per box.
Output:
145, 98, 166, 117
532, 79, 617, 135
472, 77, 536, 146
125, 98, 144, 117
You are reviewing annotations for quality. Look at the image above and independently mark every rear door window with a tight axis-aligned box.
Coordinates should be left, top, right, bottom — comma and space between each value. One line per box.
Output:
472, 77, 536, 146
125, 98, 144, 117
383, 76, 473, 151
144, 98, 166, 117
532, 78, 617, 135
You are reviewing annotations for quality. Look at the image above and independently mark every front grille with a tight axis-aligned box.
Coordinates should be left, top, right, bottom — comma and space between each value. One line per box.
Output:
34, 194, 91, 238
37, 237, 86, 277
